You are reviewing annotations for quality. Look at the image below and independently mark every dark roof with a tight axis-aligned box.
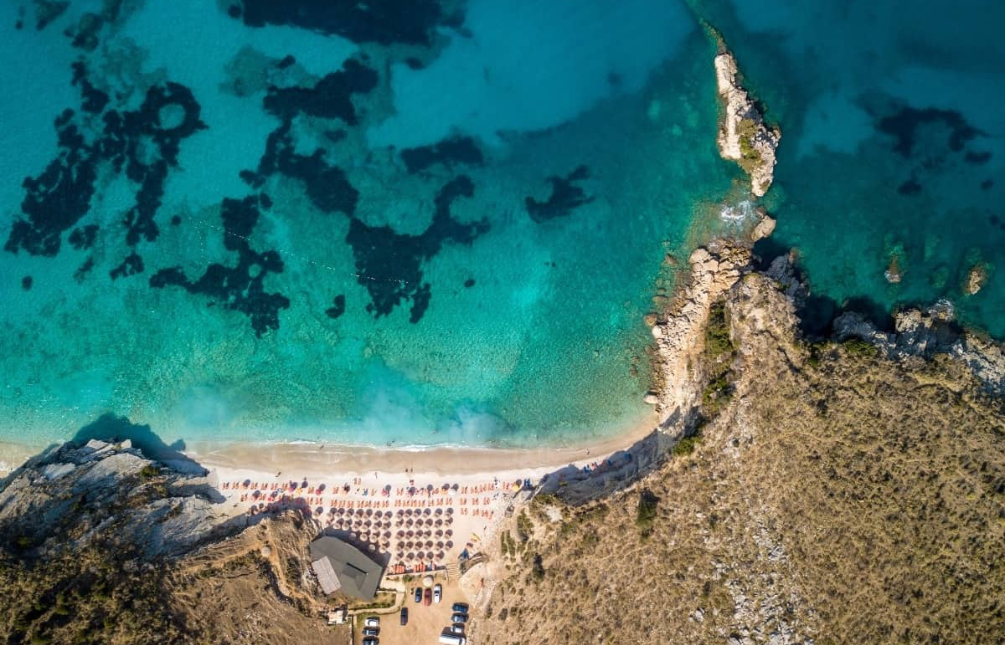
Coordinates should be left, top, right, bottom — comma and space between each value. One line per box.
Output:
309, 536, 384, 601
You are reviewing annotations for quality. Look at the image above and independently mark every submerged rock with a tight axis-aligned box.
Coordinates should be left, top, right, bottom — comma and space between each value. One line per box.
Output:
714, 50, 781, 197
963, 262, 990, 295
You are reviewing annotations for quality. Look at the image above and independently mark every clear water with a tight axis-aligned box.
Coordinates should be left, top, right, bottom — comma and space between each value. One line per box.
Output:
6, 0, 998, 460
693, 0, 1005, 335
0, 0, 737, 454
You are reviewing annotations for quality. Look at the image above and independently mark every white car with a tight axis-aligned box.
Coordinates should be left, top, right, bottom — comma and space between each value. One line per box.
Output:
364, 617, 379, 628
433, 584, 442, 604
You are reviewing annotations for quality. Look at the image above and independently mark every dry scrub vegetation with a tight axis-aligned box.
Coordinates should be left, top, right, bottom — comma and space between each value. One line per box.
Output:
475, 276, 1005, 645
0, 512, 341, 645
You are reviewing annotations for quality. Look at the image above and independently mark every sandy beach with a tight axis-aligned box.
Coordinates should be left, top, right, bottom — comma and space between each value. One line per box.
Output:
182, 413, 658, 576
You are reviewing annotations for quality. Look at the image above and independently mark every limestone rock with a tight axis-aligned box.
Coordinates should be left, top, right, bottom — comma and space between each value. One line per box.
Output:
0, 438, 241, 560
751, 215, 776, 242
963, 263, 988, 295
715, 51, 781, 197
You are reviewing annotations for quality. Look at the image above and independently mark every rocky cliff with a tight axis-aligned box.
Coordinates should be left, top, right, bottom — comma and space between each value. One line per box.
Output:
0, 437, 239, 560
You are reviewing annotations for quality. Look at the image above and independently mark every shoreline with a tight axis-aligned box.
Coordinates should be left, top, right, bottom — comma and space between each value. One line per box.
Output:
187, 412, 658, 481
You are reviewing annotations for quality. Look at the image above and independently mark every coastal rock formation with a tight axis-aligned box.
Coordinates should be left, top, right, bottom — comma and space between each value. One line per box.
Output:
714, 51, 781, 197
478, 262, 1005, 645
0, 438, 239, 560
834, 303, 1005, 393
650, 242, 751, 425
963, 262, 989, 295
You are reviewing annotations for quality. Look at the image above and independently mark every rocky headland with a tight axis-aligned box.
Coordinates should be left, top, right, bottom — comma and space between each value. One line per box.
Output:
714, 49, 781, 197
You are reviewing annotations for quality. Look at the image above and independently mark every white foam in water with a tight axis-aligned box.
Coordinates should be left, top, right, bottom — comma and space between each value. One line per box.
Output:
719, 200, 755, 224
368, 0, 693, 148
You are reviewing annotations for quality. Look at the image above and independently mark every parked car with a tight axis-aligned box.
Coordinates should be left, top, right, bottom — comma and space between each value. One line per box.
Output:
452, 613, 469, 624
364, 617, 380, 628
433, 584, 442, 604
362, 639, 378, 645
450, 624, 464, 635
363, 627, 379, 637
451, 602, 469, 614
414, 587, 423, 603
424, 588, 432, 606
400, 607, 408, 626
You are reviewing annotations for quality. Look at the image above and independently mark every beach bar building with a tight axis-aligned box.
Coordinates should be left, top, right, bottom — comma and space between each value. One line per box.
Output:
309, 536, 384, 601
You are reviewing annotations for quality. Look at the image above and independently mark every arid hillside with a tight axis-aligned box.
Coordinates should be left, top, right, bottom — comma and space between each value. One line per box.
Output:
472, 273, 1005, 645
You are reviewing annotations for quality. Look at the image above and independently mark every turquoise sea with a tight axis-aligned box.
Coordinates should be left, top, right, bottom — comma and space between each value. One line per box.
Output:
1, 0, 1002, 461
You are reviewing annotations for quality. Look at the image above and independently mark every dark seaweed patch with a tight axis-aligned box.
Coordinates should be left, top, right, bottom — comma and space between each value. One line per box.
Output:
877, 107, 981, 157
34, 0, 69, 30
149, 197, 290, 337
235, 0, 448, 46
245, 120, 359, 216
400, 136, 483, 174
109, 252, 144, 280
21, 276, 33, 291
68, 224, 99, 250
170, 215, 182, 226
346, 176, 488, 322
325, 294, 346, 319
982, 179, 994, 190
525, 165, 594, 223
71, 61, 109, 114
263, 59, 377, 124
74, 257, 94, 282
897, 177, 921, 196
965, 150, 992, 165
464, 278, 475, 288
5, 66, 205, 269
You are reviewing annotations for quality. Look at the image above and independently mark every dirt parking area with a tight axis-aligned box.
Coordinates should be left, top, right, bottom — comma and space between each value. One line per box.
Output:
354, 577, 469, 645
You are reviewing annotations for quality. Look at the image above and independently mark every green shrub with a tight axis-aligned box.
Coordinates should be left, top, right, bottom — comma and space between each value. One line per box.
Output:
636, 489, 660, 538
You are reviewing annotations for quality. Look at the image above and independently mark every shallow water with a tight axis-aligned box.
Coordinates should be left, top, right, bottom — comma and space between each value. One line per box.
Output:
0, 0, 738, 452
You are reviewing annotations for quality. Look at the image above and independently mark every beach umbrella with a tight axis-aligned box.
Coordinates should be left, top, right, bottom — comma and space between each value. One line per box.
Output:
435, 529, 443, 538
437, 541, 444, 549
446, 517, 453, 526
445, 507, 453, 514
436, 550, 445, 560
435, 518, 443, 527
346, 508, 355, 516
384, 531, 392, 539
396, 530, 405, 538
406, 552, 415, 561
396, 509, 404, 517
425, 540, 433, 549
405, 519, 413, 528
435, 508, 443, 516
445, 530, 452, 538
368, 544, 376, 552
445, 540, 453, 549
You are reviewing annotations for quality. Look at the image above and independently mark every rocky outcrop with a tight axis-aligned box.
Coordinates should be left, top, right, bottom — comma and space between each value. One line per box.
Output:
650, 242, 751, 425
715, 51, 780, 197
963, 263, 989, 295
834, 302, 1005, 394
0, 438, 242, 560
